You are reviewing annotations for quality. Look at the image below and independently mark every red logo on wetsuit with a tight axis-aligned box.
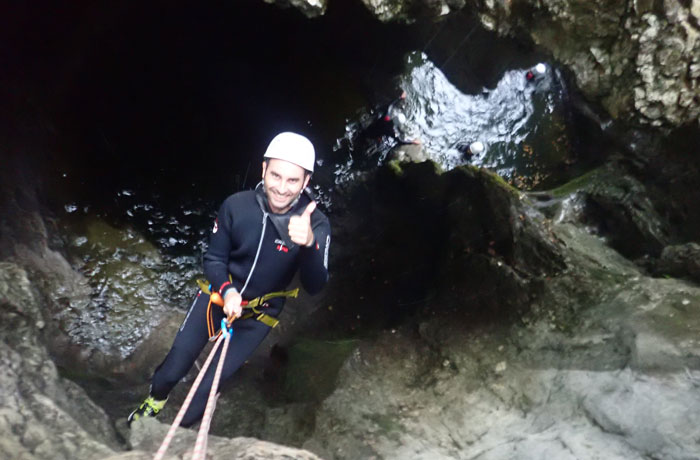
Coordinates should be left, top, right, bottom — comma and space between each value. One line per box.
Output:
274, 238, 289, 253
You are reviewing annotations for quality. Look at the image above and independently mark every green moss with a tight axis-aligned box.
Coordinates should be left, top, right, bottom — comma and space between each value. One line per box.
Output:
426, 159, 444, 175
386, 159, 405, 177
480, 168, 521, 197
549, 168, 603, 197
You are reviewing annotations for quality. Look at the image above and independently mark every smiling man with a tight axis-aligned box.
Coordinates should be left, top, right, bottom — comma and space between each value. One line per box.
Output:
128, 132, 331, 428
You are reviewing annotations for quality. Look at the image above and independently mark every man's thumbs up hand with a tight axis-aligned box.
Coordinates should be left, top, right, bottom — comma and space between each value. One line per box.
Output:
289, 201, 316, 247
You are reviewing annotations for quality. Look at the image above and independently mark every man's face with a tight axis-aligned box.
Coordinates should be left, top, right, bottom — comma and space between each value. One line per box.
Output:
261, 159, 310, 214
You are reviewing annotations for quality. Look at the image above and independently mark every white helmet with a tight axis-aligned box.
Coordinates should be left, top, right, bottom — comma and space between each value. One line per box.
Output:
469, 141, 485, 155
263, 132, 315, 172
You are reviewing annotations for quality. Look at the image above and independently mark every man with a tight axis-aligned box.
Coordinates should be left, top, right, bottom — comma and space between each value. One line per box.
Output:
456, 141, 485, 160
525, 63, 547, 82
128, 132, 331, 427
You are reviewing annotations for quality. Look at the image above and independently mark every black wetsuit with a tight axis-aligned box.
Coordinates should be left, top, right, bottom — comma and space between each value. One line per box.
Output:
150, 183, 330, 427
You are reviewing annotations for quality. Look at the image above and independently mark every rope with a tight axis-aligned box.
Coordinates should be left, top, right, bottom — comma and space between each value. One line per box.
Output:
152, 320, 232, 460
441, 23, 478, 69
421, 16, 447, 52
191, 320, 233, 460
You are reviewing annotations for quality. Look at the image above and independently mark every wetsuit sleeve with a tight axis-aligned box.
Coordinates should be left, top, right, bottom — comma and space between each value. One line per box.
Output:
203, 197, 237, 297
298, 216, 331, 295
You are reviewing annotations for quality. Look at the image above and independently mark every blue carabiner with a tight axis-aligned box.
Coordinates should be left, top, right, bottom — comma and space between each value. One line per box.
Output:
220, 318, 233, 339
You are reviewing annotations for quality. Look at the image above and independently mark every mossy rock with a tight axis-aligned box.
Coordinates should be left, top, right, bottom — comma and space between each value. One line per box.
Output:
549, 167, 604, 197
546, 163, 670, 258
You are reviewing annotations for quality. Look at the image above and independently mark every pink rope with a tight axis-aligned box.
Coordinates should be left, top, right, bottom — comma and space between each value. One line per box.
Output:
191, 327, 232, 460
153, 333, 225, 460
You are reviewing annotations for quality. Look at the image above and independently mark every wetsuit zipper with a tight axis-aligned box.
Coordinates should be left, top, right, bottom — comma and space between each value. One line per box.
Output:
240, 211, 268, 297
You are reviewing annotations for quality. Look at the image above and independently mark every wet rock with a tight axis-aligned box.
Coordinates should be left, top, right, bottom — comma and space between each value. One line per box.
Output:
546, 162, 670, 258
388, 143, 428, 163
0, 163, 120, 376
0, 210, 195, 395
359, 0, 458, 22
303, 206, 700, 460
262, 0, 328, 18
0, 262, 121, 460
474, 0, 700, 128
657, 242, 700, 283
0, 262, 325, 460
0, 150, 182, 378
58, 216, 170, 360
0, 173, 195, 412
117, 417, 324, 460
639, 126, 700, 244
582, 175, 669, 258
323, 160, 565, 338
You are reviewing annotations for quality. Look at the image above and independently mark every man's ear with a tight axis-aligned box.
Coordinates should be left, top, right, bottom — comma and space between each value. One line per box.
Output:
303, 173, 311, 189
261, 161, 267, 179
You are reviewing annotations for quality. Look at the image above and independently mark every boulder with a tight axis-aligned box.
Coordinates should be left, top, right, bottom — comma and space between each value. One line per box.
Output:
0, 262, 121, 460
657, 242, 700, 283
539, 162, 670, 258
111, 417, 324, 460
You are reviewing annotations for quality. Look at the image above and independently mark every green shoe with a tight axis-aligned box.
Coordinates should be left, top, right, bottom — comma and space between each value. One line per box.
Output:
127, 396, 167, 426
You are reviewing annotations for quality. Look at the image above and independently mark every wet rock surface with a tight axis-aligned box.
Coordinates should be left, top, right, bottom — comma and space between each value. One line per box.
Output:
0, 260, 326, 459
306, 0, 699, 128
360, 0, 459, 22
302, 164, 700, 460
3, 154, 700, 459
112, 417, 323, 460
55, 214, 199, 359
323, 161, 566, 332
263, 0, 328, 18
657, 242, 700, 283
533, 160, 672, 259
0, 262, 121, 460
473, 0, 700, 128
0, 182, 193, 383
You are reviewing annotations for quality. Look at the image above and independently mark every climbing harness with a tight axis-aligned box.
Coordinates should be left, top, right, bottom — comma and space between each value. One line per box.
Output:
196, 278, 299, 338
151, 279, 298, 458
153, 319, 234, 460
